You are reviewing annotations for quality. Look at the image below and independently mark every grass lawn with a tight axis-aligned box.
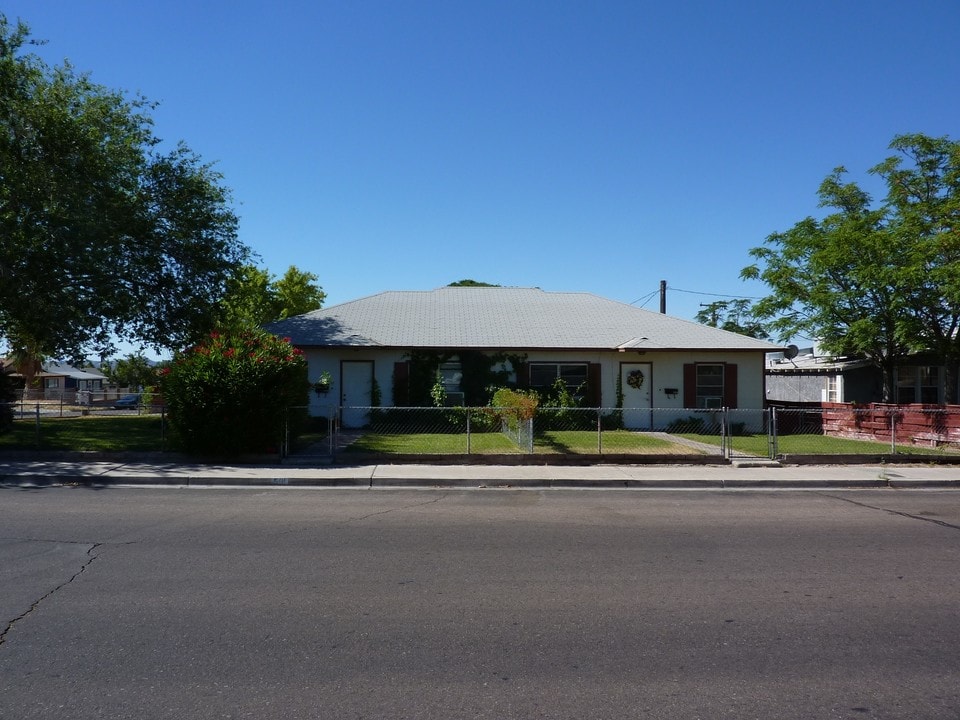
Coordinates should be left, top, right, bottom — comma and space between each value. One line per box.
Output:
536, 430, 699, 454
345, 431, 521, 454
344, 429, 701, 455
1, 416, 166, 451
681, 432, 957, 456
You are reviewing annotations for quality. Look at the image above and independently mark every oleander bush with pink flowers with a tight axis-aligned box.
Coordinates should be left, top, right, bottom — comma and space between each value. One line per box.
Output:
162, 329, 309, 455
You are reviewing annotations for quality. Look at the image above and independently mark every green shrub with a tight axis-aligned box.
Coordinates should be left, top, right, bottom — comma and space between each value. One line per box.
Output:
666, 416, 707, 434
161, 329, 308, 455
489, 387, 539, 432
601, 410, 624, 430
0, 368, 15, 435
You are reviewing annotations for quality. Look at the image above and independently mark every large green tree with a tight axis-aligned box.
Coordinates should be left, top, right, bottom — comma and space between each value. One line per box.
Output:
876, 134, 960, 401
0, 16, 247, 364
217, 264, 325, 330
104, 353, 158, 390
742, 133, 960, 402
273, 265, 326, 319
694, 299, 769, 339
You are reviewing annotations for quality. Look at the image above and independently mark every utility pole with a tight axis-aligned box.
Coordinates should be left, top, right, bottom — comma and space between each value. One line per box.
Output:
659, 280, 667, 314
700, 302, 719, 326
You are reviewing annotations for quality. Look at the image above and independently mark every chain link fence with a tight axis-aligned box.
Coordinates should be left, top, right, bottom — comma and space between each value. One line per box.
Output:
323, 406, 728, 458
4, 400, 959, 460
771, 405, 960, 458
303, 405, 960, 460
1, 396, 168, 452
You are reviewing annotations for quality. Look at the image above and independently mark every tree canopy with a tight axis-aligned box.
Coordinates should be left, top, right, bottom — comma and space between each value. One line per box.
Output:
0, 15, 248, 363
217, 264, 325, 330
693, 299, 769, 339
104, 354, 159, 390
448, 279, 501, 287
742, 133, 960, 402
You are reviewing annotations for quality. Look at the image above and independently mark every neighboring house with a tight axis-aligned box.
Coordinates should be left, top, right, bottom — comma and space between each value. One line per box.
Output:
766, 348, 956, 405
267, 287, 782, 428
2, 360, 107, 398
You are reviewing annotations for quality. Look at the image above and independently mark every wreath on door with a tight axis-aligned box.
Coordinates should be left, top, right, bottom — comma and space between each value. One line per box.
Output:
626, 369, 645, 389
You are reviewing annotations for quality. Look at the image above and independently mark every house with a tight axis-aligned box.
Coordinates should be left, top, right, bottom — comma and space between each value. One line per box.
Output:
2, 359, 107, 399
766, 348, 956, 405
765, 349, 879, 404
267, 287, 782, 428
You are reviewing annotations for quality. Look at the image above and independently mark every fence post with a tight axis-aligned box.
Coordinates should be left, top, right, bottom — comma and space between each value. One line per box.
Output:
597, 408, 602, 455
720, 407, 728, 459
35, 402, 41, 448
769, 407, 777, 459
466, 408, 472, 455
890, 409, 896, 454
331, 405, 339, 458
332, 405, 337, 457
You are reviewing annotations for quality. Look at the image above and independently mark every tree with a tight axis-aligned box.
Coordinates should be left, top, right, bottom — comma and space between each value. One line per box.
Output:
0, 16, 247, 366
105, 354, 157, 390
0, 366, 14, 434
742, 133, 960, 402
875, 134, 960, 402
273, 266, 326, 319
218, 266, 275, 330
4, 339, 44, 389
217, 264, 325, 330
694, 299, 769, 339
161, 329, 308, 455
448, 279, 501, 287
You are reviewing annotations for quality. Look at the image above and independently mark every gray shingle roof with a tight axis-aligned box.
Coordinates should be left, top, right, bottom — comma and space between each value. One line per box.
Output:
267, 287, 782, 352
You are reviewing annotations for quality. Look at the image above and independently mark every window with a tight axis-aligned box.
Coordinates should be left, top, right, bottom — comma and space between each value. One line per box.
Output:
684, 362, 737, 408
529, 363, 588, 391
44, 377, 60, 389
919, 366, 939, 404
695, 364, 723, 408
825, 375, 840, 402
896, 366, 941, 404
438, 361, 464, 406
439, 362, 462, 393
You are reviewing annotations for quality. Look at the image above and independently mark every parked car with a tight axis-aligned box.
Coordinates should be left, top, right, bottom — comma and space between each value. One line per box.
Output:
113, 394, 141, 409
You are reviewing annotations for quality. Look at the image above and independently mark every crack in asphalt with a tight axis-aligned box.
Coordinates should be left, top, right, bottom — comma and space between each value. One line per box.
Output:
0, 542, 102, 647
816, 493, 960, 532
344, 493, 448, 523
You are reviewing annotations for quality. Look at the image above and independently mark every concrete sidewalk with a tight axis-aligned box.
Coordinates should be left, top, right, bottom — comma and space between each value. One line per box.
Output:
1, 459, 959, 489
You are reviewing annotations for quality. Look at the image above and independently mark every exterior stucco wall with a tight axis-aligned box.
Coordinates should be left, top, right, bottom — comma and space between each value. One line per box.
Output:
621, 350, 767, 409
302, 347, 768, 413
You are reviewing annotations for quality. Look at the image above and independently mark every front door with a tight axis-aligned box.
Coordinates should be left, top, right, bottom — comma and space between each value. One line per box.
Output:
621, 362, 652, 430
341, 361, 373, 428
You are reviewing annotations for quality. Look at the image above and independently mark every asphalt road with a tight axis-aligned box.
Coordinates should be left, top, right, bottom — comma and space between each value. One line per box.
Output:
2, 486, 960, 720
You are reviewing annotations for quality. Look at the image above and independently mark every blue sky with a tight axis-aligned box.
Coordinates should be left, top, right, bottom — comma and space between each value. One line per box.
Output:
7, 1, 959, 337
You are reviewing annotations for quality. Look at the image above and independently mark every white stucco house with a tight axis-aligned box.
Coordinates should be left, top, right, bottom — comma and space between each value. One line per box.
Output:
267, 286, 782, 427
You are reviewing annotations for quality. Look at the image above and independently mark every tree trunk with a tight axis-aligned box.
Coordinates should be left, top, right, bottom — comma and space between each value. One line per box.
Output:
944, 361, 959, 405
879, 359, 896, 403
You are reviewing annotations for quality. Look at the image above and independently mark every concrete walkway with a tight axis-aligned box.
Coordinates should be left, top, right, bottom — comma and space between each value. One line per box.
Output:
1, 459, 959, 489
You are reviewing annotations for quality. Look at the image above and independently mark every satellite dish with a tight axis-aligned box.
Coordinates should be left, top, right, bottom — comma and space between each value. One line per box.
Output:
784, 344, 800, 360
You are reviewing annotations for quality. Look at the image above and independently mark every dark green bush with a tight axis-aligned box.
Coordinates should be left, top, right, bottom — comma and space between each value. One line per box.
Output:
0, 368, 15, 435
161, 329, 308, 455
665, 416, 707, 434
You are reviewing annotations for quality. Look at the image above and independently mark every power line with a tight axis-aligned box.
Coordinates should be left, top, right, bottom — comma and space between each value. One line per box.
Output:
669, 287, 765, 300
629, 284, 764, 310
629, 288, 660, 307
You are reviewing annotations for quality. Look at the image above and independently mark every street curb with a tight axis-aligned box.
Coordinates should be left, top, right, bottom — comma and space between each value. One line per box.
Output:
3, 475, 960, 490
